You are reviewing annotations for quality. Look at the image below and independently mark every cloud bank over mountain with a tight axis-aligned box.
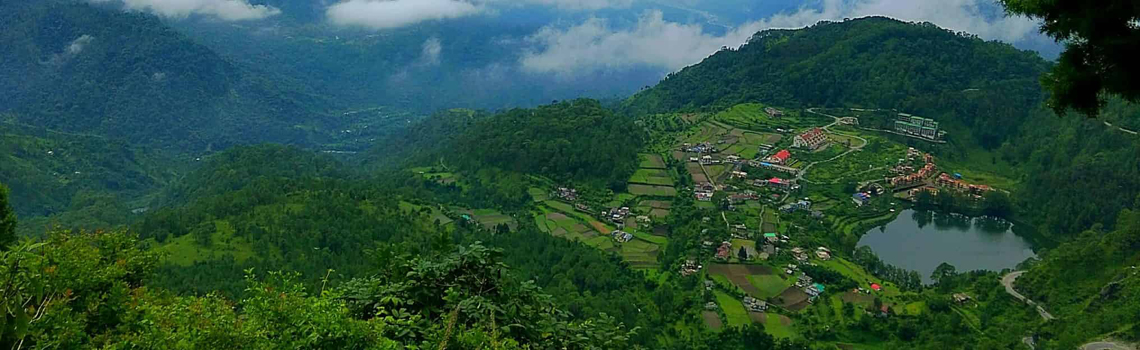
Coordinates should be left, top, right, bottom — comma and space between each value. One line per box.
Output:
326, 0, 482, 29
517, 0, 1047, 75
91, 0, 281, 20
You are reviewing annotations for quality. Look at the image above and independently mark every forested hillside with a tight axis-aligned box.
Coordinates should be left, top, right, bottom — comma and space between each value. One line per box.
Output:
370, 100, 644, 192
0, 0, 335, 151
624, 16, 1050, 149
1019, 209, 1140, 348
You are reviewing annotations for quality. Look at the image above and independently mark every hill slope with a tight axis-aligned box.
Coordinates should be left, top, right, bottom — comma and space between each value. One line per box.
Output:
0, 0, 335, 152
623, 16, 1051, 148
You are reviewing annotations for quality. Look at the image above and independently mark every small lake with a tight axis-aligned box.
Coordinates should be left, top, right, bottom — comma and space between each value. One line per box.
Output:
857, 209, 1037, 283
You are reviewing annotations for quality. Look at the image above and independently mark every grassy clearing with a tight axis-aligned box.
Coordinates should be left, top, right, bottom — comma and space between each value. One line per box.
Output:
155, 220, 258, 266
715, 291, 752, 327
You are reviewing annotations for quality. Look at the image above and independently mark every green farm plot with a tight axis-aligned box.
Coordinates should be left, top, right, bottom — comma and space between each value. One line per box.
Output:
817, 258, 901, 298
527, 187, 549, 201
683, 122, 729, 144
705, 164, 730, 180
628, 184, 677, 197
607, 193, 637, 207
763, 313, 795, 339
715, 103, 827, 131
629, 168, 674, 186
748, 274, 793, 299
639, 154, 667, 169
714, 291, 752, 327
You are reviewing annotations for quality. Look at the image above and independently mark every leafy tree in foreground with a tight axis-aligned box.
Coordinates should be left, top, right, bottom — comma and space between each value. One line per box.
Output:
0, 183, 14, 249
1000, 0, 1140, 116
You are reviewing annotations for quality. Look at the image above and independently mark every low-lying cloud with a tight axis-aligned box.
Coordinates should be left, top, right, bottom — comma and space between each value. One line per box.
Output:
520, 0, 1046, 75
47, 35, 96, 65
420, 37, 443, 66
520, 11, 758, 74
91, 0, 281, 21
326, 0, 481, 29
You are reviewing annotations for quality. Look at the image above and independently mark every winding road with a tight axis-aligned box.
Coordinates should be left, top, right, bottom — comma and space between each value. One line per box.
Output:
1104, 121, 1139, 136
1001, 271, 1055, 321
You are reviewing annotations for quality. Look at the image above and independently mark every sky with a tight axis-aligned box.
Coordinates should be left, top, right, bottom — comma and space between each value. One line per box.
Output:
91, 0, 1059, 82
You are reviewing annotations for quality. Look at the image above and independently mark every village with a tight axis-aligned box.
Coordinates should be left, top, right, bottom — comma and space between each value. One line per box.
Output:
518, 103, 1002, 339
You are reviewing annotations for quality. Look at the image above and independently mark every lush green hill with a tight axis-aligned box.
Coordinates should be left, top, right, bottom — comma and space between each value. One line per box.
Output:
623, 16, 1050, 149
1019, 209, 1140, 348
0, 0, 336, 152
369, 99, 644, 193
0, 120, 185, 232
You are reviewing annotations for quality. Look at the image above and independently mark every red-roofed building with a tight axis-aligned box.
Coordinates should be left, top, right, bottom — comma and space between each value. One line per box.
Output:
793, 128, 829, 150
870, 283, 882, 291
767, 177, 797, 191
768, 149, 792, 164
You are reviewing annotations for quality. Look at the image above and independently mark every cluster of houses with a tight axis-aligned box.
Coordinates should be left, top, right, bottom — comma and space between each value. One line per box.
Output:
611, 229, 633, 243
789, 246, 832, 262
607, 207, 631, 224
743, 296, 768, 312
694, 182, 718, 202
791, 247, 810, 262
683, 142, 718, 154
553, 187, 578, 202
780, 199, 812, 213
793, 128, 829, 150
936, 173, 994, 196
890, 161, 937, 187
680, 259, 702, 276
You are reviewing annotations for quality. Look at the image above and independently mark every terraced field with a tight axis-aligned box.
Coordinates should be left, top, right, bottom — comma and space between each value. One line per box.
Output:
639, 154, 667, 169
629, 168, 673, 186
628, 184, 677, 197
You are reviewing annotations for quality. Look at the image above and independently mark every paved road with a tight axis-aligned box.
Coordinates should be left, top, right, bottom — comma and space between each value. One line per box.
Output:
1104, 121, 1139, 136
1001, 271, 1055, 321
1083, 342, 1136, 350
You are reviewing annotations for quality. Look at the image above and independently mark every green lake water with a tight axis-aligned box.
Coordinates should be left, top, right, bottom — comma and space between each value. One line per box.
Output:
858, 209, 1037, 283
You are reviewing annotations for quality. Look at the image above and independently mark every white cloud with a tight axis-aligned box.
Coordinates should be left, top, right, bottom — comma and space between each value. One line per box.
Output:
762, 0, 1042, 43
420, 37, 443, 65
484, 0, 634, 11
520, 0, 1046, 75
326, 0, 481, 29
47, 35, 96, 65
67, 35, 96, 55
520, 11, 757, 74
92, 0, 281, 21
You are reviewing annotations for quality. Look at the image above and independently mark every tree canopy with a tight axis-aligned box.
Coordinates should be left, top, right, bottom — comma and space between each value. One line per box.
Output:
1000, 0, 1140, 116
